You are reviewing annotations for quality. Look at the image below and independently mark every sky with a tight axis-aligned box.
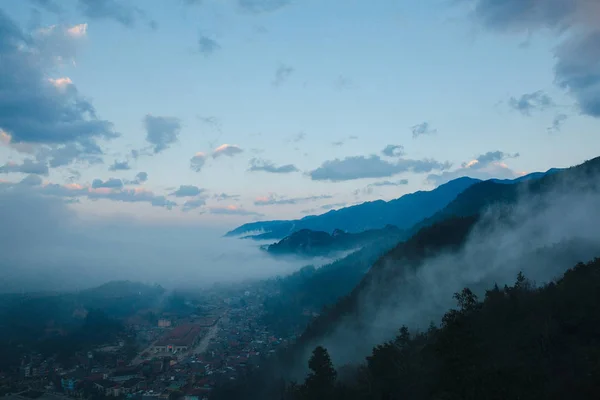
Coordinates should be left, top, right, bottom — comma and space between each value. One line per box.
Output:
0, 0, 599, 228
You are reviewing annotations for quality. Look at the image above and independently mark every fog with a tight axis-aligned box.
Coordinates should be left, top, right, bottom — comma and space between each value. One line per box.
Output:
0, 187, 321, 293
312, 173, 600, 367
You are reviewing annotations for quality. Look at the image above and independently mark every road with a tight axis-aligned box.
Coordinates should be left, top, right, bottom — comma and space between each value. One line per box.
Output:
192, 314, 227, 356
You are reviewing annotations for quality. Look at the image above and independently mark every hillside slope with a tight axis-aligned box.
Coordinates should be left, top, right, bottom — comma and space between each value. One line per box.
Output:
292, 155, 600, 366
265, 225, 403, 256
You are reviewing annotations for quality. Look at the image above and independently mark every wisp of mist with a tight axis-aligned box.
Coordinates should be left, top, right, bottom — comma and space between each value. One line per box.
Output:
314, 177, 600, 367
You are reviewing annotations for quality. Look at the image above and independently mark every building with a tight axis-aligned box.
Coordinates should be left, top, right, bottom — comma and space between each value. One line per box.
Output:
153, 325, 204, 354
158, 319, 171, 328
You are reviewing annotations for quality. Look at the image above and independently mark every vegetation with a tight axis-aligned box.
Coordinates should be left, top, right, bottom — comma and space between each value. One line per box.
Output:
285, 258, 600, 399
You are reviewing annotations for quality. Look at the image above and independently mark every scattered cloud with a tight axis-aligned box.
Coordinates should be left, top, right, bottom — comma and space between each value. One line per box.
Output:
190, 152, 208, 172
237, 0, 293, 14
109, 160, 131, 171
248, 158, 299, 174
0, 179, 176, 209
369, 179, 409, 187
20, 174, 44, 186
76, 0, 139, 27
334, 75, 354, 91
214, 193, 240, 202
309, 155, 451, 182
254, 193, 333, 206
144, 115, 181, 153
465, 0, 600, 118
411, 122, 437, 139
212, 144, 243, 158
354, 179, 409, 196
126, 171, 148, 185
0, 13, 117, 168
381, 144, 405, 157
208, 205, 264, 217
0, 159, 49, 176
548, 114, 569, 133
508, 91, 555, 115
320, 202, 347, 211
182, 198, 206, 212
427, 150, 521, 186
198, 35, 220, 56
288, 132, 306, 143
91, 178, 124, 189
273, 64, 294, 87
170, 185, 205, 198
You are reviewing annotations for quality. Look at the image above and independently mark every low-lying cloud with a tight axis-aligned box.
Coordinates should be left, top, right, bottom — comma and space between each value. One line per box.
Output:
311, 170, 600, 367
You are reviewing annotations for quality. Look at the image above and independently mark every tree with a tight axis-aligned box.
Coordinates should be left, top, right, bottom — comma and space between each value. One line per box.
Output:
301, 346, 337, 400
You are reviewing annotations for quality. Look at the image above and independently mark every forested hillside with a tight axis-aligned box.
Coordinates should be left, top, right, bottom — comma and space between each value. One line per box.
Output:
286, 258, 600, 400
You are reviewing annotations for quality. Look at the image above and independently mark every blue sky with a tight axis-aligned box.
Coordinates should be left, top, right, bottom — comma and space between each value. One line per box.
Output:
1, 0, 599, 228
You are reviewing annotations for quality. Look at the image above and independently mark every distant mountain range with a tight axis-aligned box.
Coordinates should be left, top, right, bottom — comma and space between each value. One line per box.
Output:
227, 170, 560, 243
227, 177, 480, 240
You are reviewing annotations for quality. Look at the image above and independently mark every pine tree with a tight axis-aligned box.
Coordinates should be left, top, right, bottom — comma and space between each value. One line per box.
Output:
302, 346, 337, 400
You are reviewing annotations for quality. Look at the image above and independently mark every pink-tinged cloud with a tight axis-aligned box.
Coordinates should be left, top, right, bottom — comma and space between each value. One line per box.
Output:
67, 23, 88, 38
190, 152, 207, 172
213, 144, 243, 158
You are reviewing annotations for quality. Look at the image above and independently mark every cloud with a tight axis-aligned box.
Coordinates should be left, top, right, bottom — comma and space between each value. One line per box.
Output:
548, 113, 569, 133
254, 194, 333, 206
144, 115, 181, 153
0, 159, 49, 176
170, 185, 205, 198
198, 35, 220, 56
237, 0, 293, 14
109, 160, 131, 171
248, 158, 299, 174
123, 171, 148, 185
554, 31, 600, 117
0, 12, 118, 166
427, 150, 521, 186
133, 171, 148, 184
91, 178, 124, 189
34, 141, 104, 168
369, 179, 409, 187
20, 174, 43, 186
320, 202, 347, 211
354, 179, 409, 196
465, 0, 600, 118
76, 0, 139, 27
208, 205, 264, 217
190, 152, 207, 172
214, 193, 240, 202
0, 178, 176, 210
273, 64, 294, 87
212, 144, 243, 158
289, 132, 306, 143
508, 91, 555, 115
381, 144, 405, 157
309, 155, 451, 182
334, 75, 354, 91
182, 198, 207, 212
411, 122, 437, 139
332, 141, 345, 147
29, 0, 63, 13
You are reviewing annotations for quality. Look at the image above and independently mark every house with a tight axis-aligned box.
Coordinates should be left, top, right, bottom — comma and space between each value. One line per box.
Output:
110, 367, 140, 382
94, 380, 121, 397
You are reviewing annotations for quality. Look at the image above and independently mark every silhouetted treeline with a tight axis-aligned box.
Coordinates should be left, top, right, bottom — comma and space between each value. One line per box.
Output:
215, 257, 600, 399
